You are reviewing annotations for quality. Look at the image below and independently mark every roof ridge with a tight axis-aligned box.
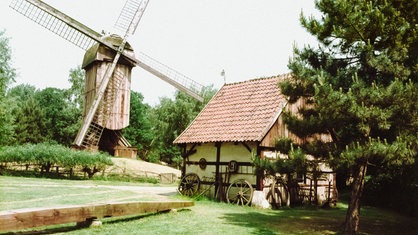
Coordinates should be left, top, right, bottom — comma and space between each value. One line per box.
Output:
224, 73, 291, 86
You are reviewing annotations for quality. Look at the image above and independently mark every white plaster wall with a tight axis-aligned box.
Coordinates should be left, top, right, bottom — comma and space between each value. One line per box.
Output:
184, 142, 258, 196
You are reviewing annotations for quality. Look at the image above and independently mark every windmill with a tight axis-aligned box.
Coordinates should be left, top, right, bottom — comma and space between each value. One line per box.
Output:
10, 0, 205, 157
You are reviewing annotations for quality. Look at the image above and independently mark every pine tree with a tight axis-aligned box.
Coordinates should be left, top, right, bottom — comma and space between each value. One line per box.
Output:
280, 0, 418, 233
14, 97, 47, 144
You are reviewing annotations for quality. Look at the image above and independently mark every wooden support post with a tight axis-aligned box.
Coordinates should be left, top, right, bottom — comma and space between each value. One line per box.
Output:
214, 142, 222, 200
0, 201, 194, 232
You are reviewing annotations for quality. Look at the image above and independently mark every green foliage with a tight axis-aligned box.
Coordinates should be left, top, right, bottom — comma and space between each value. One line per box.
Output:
6, 85, 81, 146
7, 85, 45, 144
0, 30, 15, 98
252, 146, 307, 177
122, 91, 154, 158
364, 162, 418, 217
7, 84, 37, 105
0, 30, 16, 146
0, 99, 15, 146
149, 86, 217, 166
275, 138, 294, 154
66, 65, 85, 109
0, 143, 113, 178
35, 88, 81, 146
93, 174, 159, 184
280, 0, 418, 229
13, 97, 47, 144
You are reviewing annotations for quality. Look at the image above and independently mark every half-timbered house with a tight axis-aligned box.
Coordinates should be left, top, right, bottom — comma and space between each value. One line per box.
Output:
174, 74, 337, 205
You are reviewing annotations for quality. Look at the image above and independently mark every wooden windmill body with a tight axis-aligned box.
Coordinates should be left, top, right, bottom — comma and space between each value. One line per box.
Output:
10, 0, 204, 157
81, 34, 137, 157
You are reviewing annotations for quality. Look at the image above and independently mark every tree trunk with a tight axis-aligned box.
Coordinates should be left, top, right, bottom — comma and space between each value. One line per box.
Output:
345, 160, 368, 234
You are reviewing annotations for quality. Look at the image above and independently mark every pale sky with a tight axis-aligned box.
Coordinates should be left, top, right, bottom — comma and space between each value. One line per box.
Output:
0, 0, 319, 105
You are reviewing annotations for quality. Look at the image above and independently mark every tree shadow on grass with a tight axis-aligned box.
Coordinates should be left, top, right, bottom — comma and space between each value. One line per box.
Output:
220, 206, 418, 235
1, 223, 81, 235
219, 209, 344, 234
220, 207, 349, 235
0, 210, 182, 235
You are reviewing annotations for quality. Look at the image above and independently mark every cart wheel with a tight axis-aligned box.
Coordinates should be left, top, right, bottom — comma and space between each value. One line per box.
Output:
226, 179, 253, 206
266, 185, 282, 209
266, 179, 290, 208
262, 174, 275, 188
276, 180, 290, 207
178, 173, 200, 197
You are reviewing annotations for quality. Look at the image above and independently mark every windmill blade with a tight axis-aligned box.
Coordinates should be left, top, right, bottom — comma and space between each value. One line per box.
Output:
9, 0, 138, 65
115, 0, 150, 36
10, 0, 100, 50
114, 0, 204, 101
136, 52, 204, 102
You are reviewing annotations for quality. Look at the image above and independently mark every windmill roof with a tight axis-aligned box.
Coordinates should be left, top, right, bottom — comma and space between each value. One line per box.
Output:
173, 74, 291, 144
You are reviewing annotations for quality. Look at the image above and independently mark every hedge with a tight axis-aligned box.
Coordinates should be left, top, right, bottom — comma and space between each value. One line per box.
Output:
0, 143, 113, 178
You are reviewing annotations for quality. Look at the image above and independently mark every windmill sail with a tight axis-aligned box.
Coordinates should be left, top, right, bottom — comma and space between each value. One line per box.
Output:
136, 52, 204, 102
10, 0, 205, 150
115, 0, 150, 35
10, 0, 99, 50
9, 0, 138, 65
10, 0, 203, 102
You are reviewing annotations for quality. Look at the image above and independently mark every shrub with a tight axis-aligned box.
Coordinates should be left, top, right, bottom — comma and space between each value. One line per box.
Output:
0, 143, 113, 178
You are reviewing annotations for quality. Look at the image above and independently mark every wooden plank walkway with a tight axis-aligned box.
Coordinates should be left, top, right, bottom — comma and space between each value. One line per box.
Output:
0, 201, 194, 232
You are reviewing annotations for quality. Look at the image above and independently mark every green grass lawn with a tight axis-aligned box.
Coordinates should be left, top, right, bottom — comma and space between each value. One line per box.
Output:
0, 176, 167, 211
0, 176, 416, 235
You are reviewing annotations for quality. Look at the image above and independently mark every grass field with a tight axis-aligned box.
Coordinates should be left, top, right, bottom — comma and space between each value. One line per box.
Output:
0, 176, 416, 235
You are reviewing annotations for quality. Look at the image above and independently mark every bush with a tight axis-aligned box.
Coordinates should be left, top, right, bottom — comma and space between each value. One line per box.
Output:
0, 143, 113, 178
364, 171, 418, 217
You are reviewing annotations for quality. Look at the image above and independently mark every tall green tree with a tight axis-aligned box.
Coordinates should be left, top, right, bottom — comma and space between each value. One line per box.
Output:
66, 65, 85, 109
35, 88, 80, 146
13, 97, 47, 144
0, 101, 15, 146
150, 86, 217, 166
7, 84, 37, 104
6, 85, 38, 145
123, 91, 154, 158
0, 30, 16, 146
0, 30, 15, 97
279, 0, 417, 233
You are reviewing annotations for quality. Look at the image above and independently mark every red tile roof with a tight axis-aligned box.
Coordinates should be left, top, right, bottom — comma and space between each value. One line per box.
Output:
174, 74, 291, 144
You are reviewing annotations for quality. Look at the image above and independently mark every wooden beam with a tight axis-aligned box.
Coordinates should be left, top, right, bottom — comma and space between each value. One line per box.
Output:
215, 142, 222, 200
0, 201, 194, 232
240, 142, 252, 153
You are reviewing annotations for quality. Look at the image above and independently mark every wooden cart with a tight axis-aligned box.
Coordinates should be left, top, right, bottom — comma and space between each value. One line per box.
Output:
178, 161, 254, 206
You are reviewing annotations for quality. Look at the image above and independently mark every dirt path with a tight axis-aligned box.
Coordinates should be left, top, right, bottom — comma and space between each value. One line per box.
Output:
0, 159, 183, 210
0, 180, 180, 210
105, 158, 181, 179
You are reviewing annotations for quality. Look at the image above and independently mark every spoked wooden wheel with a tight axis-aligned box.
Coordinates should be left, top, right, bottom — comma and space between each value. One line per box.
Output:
226, 179, 253, 206
262, 174, 275, 188
178, 173, 200, 197
267, 179, 290, 208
